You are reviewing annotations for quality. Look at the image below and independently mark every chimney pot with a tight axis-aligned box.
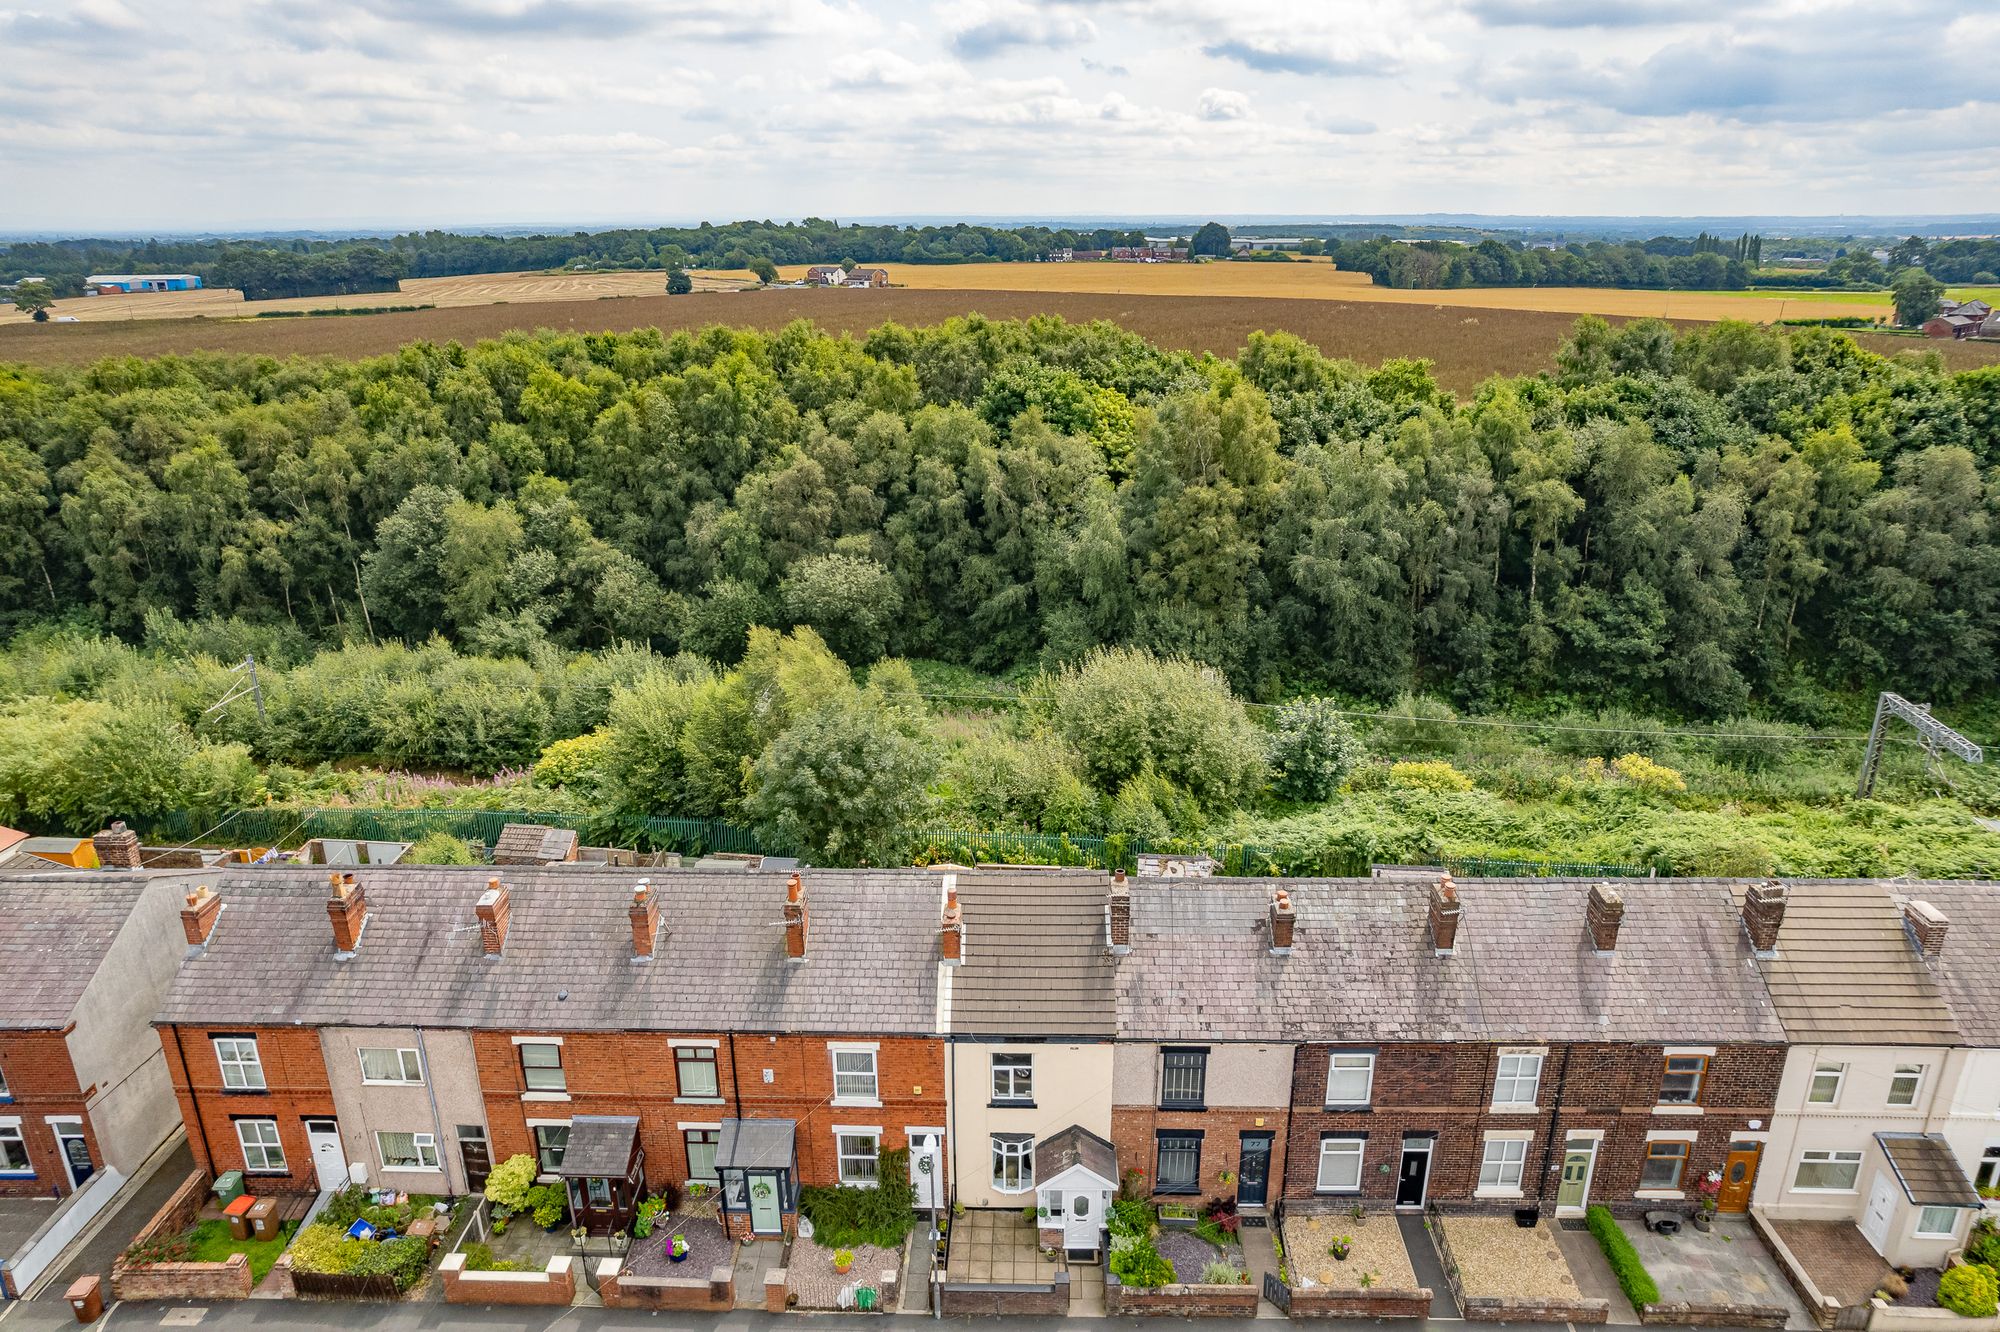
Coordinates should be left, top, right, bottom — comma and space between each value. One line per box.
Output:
1429, 876, 1461, 955
1586, 882, 1625, 953
1269, 888, 1297, 954
629, 879, 660, 959
327, 872, 369, 954
180, 884, 222, 946
93, 820, 142, 871
476, 878, 511, 957
1905, 899, 1949, 960
1108, 875, 1131, 955
783, 875, 808, 960
1742, 880, 1787, 955
940, 881, 964, 964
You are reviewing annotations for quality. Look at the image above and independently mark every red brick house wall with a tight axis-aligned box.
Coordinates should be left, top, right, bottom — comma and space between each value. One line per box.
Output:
0, 1028, 99, 1198
1283, 1041, 1783, 1214
1112, 1105, 1289, 1210
729, 1033, 946, 1188
158, 1023, 334, 1194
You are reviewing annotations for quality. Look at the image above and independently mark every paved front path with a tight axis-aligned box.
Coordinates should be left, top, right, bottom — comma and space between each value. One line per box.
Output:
1555, 1223, 1640, 1325
1237, 1220, 1284, 1320
1621, 1216, 1813, 1330
1395, 1211, 1461, 1319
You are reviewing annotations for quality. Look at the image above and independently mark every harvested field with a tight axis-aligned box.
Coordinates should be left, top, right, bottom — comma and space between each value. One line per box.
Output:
1438, 1215, 1582, 1302
4, 287, 1995, 398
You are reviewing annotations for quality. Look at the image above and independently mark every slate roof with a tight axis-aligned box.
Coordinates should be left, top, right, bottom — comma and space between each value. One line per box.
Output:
0, 875, 185, 1029
1737, 881, 1959, 1045
949, 870, 1117, 1037
1119, 877, 1785, 1044
152, 866, 945, 1034
1034, 1124, 1117, 1185
1876, 1132, 1981, 1208
718, 1118, 795, 1170
557, 1116, 640, 1177
492, 823, 577, 865
1884, 880, 2000, 1045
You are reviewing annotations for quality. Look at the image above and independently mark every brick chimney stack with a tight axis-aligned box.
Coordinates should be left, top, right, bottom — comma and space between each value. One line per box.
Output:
94, 821, 142, 870
1586, 882, 1625, 953
1429, 876, 1461, 955
1904, 900, 1949, 960
1742, 880, 1787, 956
940, 880, 964, 964
476, 877, 510, 957
783, 873, 808, 961
629, 880, 660, 960
180, 884, 222, 946
1269, 887, 1296, 955
1108, 870, 1131, 956
326, 871, 368, 955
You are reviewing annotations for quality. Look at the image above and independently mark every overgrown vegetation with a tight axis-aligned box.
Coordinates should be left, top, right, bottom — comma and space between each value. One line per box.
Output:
1585, 1205, 1660, 1312
797, 1147, 916, 1248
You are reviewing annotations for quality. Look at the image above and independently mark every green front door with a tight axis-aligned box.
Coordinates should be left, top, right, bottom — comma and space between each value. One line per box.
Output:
1558, 1149, 1592, 1209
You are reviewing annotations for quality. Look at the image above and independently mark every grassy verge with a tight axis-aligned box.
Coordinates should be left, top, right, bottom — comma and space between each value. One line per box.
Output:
1585, 1206, 1659, 1313
184, 1218, 299, 1284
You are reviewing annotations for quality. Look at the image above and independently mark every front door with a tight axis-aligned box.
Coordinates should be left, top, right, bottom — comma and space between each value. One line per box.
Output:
51, 1121, 93, 1190
1064, 1189, 1100, 1254
1238, 1134, 1272, 1208
748, 1170, 783, 1235
1861, 1171, 1897, 1254
305, 1119, 346, 1192
1717, 1141, 1761, 1213
1557, 1146, 1595, 1211
457, 1125, 492, 1193
908, 1131, 944, 1210
1396, 1140, 1431, 1208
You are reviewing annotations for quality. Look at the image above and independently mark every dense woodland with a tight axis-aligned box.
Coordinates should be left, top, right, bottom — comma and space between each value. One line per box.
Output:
4, 314, 2000, 872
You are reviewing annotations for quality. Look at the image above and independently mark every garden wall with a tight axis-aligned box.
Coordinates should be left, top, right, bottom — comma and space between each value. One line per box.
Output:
1106, 1272, 1261, 1317
598, 1259, 732, 1311
1285, 1284, 1433, 1319
1642, 1298, 1790, 1327
1867, 1303, 2000, 1332
940, 1274, 1069, 1316
109, 1169, 255, 1302
1428, 1209, 1608, 1326
439, 1253, 575, 1306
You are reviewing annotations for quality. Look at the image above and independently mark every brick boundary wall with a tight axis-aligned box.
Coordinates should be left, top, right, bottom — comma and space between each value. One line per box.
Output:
1106, 1272, 1263, 1317
1640, 1298, 1790, 1328
1428, 1207, 1609, 1326
1749, 1208, 1843, 1331
599, 1259, 733, 1310
438, 1253, 575, 1306
940, 1274, 1070, 1316
111, 1169, 255, 1302
1285, 1285, 1434, 1319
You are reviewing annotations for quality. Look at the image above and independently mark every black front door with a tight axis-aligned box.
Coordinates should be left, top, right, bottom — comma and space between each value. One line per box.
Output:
1396, 1143, 1430, 1207
1237, 1134, 1272, 1207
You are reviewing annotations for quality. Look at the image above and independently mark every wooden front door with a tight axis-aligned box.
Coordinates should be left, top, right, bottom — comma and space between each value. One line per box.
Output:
1717, 1141, 1762, 1213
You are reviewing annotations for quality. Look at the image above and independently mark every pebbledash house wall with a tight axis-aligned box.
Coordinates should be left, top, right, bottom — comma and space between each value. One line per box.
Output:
1111, 1041, 1292, 1205
158, 1023, 334, 1194
321, 1027, 486, 1196
0, 1029, 102, 1199
1283, 1040, 1785, 1214
473, 1028, 946, 1192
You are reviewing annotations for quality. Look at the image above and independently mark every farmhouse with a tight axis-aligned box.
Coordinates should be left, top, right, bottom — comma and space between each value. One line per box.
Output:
846, 266, 889, 288
83, 273, 203, 294
804, 265, 846, 286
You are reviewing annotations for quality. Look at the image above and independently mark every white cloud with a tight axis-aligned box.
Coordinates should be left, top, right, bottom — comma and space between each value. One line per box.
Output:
1197, 87, 1249, 120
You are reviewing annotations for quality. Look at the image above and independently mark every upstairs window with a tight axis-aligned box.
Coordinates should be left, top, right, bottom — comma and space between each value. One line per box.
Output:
1888, 1064, 1925, 1107
520, 1042, 565, 1092
991, 1053, 1033, 1103
1808, 1063, 1845, 1105
1161, 1049, 1208, 1109
1326, 1052, 1376, 1106
1492, 1052, 1542, 1107
832, 1048, 879, 1103
214, 1037, 266, 1091
675, 1046, 718, 1099
359, 1048, 423, 1085
1660, 1055, 1707, 1104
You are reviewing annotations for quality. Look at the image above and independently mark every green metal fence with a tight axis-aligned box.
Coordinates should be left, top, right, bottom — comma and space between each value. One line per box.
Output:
1442, 855, 1653, 879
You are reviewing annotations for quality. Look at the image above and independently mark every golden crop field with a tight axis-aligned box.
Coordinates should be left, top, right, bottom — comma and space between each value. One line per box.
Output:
773, 262, 1897, 323
0, 268, 755, 326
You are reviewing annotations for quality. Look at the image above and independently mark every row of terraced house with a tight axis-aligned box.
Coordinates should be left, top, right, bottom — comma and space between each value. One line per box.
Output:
5, 826, 2000, 1304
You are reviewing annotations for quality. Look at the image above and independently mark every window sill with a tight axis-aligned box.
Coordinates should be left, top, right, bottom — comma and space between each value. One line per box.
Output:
1313, 1187, 1362, 1196
1652, 1104, 1704, 1116
360, 1080, 425, 1088
219, 1087, 269, 1096
992, 1183, 1035, 1196
674, 1096, 725, 1106
989, 1101, 1037, 1110
1155, 1187, 1201, 1196
244, 1170, 290, 1177
1473, 1187, 1524, 1200
831, 1098, 882, 1110
1158, 1104, 1206, 1113
1790, 1187, 1859, 1195
1635, 1189, 1686, 1201
1322, 1104, 1373, 1113
380, 1166, 444, 1175
0, 1170, 37, 1179
522, 1092, 572, 1103
1488, 1104, 1538, 1115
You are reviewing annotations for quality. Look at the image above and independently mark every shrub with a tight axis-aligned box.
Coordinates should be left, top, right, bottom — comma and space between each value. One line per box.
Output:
460, 1242, 534, 1273
287, 1224, 432, 1291
1200, 1260, 1243, 1285
1270, 697, 1363, 802
483, 1154, 539, 1212
1938, 1264, 1998, 1318
1387, 760, 1473, 792
1967, 1220, 2000, 1269
526, 1184, 567, 1229
797, 1147, 915, 1247
1109, 1199, 1156, 1238
1611, 752, 1687, 795
1110, 1236, 1176, 1289
1585, 1205, 1660, 1312
406, 829, 477, 864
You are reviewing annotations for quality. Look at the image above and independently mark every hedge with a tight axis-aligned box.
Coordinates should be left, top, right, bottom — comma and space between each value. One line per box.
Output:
287, 1223, 433, 1291
1585, 1205, 1660, 1311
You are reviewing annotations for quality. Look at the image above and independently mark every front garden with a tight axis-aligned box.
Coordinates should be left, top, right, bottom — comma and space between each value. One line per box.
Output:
122, 1215, 298, 1286
788, 1146, 918, 1310
285, 1185, 457, 1297
1110, 1196, 1249, 1289
1283, 1207, 1416, 1292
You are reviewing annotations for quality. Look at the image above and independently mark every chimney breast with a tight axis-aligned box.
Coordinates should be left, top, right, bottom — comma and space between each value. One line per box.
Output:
1108, 873, 1131, 955
1905, 899, 1949, 960
1269, 888, 1296, 954
181, 884, 222, 946
326, 871, 368, 955
783, 873, 808, 960
1429, 876, 1461, 955
93, 820, 142, 870
940, 882, 964, 964
1586, 882, 1624, 953
476, 877, 510, 956
629, 880, 660, 960
1743, 880, 1787, 955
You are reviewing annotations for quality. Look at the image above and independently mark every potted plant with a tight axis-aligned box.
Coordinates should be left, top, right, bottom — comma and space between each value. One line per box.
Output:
669, 1234, 690, 1263
833, 1248, 854, 1275
1329, 1236, 1352, 1262
1694, 1171, 1721, 1231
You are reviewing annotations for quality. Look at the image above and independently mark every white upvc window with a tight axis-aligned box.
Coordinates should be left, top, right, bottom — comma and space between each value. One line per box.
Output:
830, 1045, 879, 1104
214, 1038, 266, 1090
0, 1119, 28, 1173
835, 1130, 880, 1187
1888, 1064, 1925, 1107
1492, 1052, 1543, 1108
376, 1131, 439, 1171
1807, 1062, 1845, 1105
237, 1119, 286, 1173
1479, 1137, 1528, 1193
1316, 1137, 1364, 1192
992, 1134, 1033, 1193
1792, 1149, 1863, 1191
1326, 1052, 1376, 1106
1916, 1206, 1961, 1237
0, 1063, 9, 1100
358, 1048, 423, 1085
1977, 1146, 2000, 1192
991, 1053, 1033, 1103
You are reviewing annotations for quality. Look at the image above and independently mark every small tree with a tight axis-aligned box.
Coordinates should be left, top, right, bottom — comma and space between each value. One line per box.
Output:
10, 281, 55, 321
1269, 697, 1363, 802
1892, 267, 1944, 327
746, 691, 934, 864
483, 1154, 540, 1212
665, 267, 693, 295
748, 256, 778, 284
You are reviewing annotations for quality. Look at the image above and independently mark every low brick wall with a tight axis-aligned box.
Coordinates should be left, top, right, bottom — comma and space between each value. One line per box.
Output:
1867, 1302, 2000, 1332
1429, 1207, 1608, 1326
132, 1171, 207, 1248
940, 1273, 1069, 1316
1641, 1298, 1790, 1328
438, 1253, 575, 1306
1286, 1284, 1433, 1319
112, 1252, 253, 1302
1749, 1208, 1846, 1332
599, 1258, 733, 1311
264, 1252, 295, 1300
1106, 1273, 1262, 1317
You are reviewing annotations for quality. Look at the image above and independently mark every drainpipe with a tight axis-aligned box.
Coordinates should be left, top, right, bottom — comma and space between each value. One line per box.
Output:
414, 1029, 448, 1191
1535, 1046, 1573, 1215
169, 1025, 215, 1176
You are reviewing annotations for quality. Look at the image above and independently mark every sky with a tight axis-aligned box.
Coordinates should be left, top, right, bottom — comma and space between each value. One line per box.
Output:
1, 0, 1996, 232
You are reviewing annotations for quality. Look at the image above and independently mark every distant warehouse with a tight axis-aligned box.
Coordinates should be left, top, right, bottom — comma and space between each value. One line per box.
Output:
84, 272, 204, 294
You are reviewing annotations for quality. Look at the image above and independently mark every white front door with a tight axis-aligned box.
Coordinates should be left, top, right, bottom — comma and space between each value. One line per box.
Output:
1861, 1170, 1897, 1254
1063, 1188, 1100, 1252
306, 1119, 347, 1192
907, 1131, 944, 1210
